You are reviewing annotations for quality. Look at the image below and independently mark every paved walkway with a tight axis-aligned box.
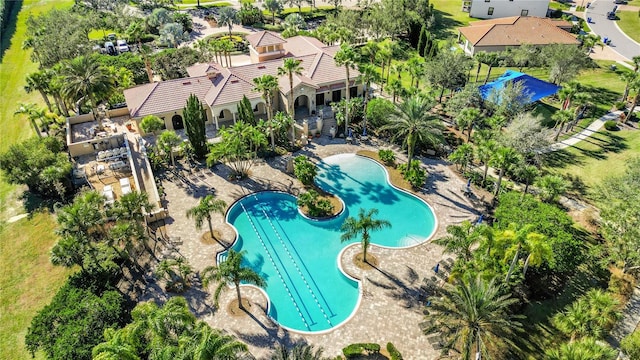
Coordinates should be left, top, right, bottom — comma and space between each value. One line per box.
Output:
548, 110, 622, 151
608, 286, 640, 350
585, 0, 640, 60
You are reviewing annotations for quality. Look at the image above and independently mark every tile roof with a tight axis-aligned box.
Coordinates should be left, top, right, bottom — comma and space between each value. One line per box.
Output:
245, 31, 286, 48
458, 16, 579, 47
124, 77, 213, 117
124, 35, 360, 117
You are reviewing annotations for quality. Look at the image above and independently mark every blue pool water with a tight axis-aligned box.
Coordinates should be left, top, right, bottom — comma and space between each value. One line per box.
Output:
225, 154, 436, 332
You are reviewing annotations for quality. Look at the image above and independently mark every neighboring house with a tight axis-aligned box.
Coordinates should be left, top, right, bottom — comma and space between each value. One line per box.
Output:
123, 31, 362, 135
462, 0, 550, 19
457, 16, 579, 55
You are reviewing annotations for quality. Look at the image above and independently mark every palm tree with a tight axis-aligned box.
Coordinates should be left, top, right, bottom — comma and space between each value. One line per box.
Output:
278, 58, 304, 143
475, 139, 497, 182
552, 290, 620, 342
483, 52, 502, 84
535, 174, 568, 203
264, 0, 284, 25
126, 19, 154, 83
217, 7, 238, 39
379, 94, 443, 166
516, 163, 539, 195
157, 130, 182, 167
156, 257, 194, 293
434, 221, 485, 261
423, 275, 524, 360
552, 109, 574, 141
360, 40, 379, 65
50, 234, 89, 270
490, 146, 520, 197
620, 71, 638, 101
473, 52, 488, 83
334, 43, 359, 136
497, 224, 551, 281
625, 74, 640, 122
24, 70, 53, 112
448, 143, 474, 173
219, 38, 235, 68
253, 74, 280, 151
340, 208, 391, 263
201, 249, 266, 310
60, 56, 115, 129
455, 107, 482, 142
14, 102, 45, 137
189, 321, 249, 359
546, 337, 617, 360
357, 63, 381, 136
271, 344, 327, 360
186, 195, 227, 242
387, 79, 403, 104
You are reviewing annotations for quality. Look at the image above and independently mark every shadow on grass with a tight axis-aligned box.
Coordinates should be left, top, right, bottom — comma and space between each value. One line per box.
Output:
431, 9, 465, 39
0, 0, 23, 62
544, 131, 628, 169
543, 148, 583, 169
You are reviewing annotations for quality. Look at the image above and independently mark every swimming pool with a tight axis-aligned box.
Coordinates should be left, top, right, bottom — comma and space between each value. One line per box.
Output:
224, 154, 437, 333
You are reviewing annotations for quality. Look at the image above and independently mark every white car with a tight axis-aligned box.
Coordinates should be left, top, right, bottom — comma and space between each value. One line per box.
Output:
116, 39, 129, 52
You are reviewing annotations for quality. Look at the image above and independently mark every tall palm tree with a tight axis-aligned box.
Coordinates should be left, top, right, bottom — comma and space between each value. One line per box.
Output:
455, 107, 482, 142
217, 7, 238, 39
340, 208, 391, 263
278, 58, 304, 143
111, 191, 154, 223
483, 52, 502, 84
14, 102, 45, 137
50, 64, 70, 116
546, 337, 617, 360
424, 275, 525, 360
620, 71, 638, 101
475, 139, 497, 182
201, 249, 266, 310
625, 75, 640, 122
271, 343, 327, 360
219, 39, 235, 68
264, 0, 284, 25
448, 143, 474, 173
186, 195, 227, 242
497, 223, 551, 281
558, 82, 582, 110
360, 40, 379, 65
490, 146, 520, 197
516, 163, 539, 195
387, 79, 403, 104
434, 221, 486, 261
552, 289, 621, 342
334, 43, 359, 136
552, 109, 574, 141
24, 70, 53, 112
357, 63, 382, 135
60, 56, 115, 129
379, 94, 444, 166
253, 74, 280, 151
473, 52, 488, 83
126, 19, 154, 83
157, 130, 182, 167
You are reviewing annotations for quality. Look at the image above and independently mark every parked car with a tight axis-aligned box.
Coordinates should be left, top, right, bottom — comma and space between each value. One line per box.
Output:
105, 41, 116, 55
116, 39, 129, 52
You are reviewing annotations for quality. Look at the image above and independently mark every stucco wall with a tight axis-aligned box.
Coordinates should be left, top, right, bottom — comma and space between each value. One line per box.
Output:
469, 0, 549, 19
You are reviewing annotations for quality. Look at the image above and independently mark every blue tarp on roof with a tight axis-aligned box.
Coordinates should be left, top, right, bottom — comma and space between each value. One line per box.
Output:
478, 70, 561, 104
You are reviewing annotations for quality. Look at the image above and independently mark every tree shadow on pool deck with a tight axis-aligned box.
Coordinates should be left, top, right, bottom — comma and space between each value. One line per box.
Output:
234, 303, 302, 350
366, 263, 430, 310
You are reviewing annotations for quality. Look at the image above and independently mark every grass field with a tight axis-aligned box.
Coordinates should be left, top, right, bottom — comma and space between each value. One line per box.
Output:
617, 11, 640, 44
0, 213, 72, 360
0, 1, 74, 359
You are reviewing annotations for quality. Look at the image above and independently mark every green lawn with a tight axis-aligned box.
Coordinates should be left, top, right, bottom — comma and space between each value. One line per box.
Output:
546, 128, 640, 193
430, 0, 473, 37
549, 1, 571, 10
0, 1, 74, 359
617, 11, 640, 44
0, 213, 72, 360
88, 29, 119, 41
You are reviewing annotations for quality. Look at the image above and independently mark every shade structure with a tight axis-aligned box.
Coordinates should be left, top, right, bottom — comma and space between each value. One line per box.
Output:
479, 70, 561, 104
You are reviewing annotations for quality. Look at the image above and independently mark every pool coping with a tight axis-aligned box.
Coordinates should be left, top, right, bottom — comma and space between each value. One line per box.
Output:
214, 153, 439, 335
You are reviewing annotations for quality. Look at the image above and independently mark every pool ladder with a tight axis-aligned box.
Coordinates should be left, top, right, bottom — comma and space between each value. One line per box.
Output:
255, 199, 334, 327
238, 202, 311, 330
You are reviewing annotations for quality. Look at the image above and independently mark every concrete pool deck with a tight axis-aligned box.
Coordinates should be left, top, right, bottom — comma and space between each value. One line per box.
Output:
156, 137, 485, 358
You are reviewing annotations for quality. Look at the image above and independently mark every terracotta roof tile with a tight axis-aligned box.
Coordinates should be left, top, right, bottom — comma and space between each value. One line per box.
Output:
458, 16, 579, 47
124, 77, 213, 118
245, 31, 286, 48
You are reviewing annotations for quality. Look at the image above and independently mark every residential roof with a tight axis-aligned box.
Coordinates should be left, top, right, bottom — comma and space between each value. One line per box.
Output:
245, 31, 286, 48
124, 33, 359, 117
458, 16, 579, 47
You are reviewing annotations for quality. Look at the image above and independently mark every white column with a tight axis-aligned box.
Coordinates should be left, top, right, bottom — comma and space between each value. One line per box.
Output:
232, 112, 236, 123
214, 113, 219, 130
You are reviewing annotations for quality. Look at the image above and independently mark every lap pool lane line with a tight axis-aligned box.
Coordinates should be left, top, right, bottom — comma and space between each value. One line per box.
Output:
255, 197, 335, 328
585, 0, 640, 61
237, 201, 313, 330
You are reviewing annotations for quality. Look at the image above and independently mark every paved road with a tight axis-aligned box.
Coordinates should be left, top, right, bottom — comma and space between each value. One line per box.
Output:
585, 0, 640, 61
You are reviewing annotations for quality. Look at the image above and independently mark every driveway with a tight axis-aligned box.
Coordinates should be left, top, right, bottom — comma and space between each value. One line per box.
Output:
585, 0, 640, 61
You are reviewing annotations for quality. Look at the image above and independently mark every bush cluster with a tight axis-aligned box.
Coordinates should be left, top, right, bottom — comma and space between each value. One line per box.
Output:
386, 342, 403, 360
604, 120, 618, 131
378, 149, 396, 166
342, 343, 381, 358
297, 190, 334, 218
398, 160, 427, 189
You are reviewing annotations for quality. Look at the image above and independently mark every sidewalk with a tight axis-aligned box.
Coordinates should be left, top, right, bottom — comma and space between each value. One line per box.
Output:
547, 110, 622, 151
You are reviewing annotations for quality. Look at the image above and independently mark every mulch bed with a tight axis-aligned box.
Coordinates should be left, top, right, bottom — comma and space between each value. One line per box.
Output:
353, 252, 379, 270
227, 298, 252, 317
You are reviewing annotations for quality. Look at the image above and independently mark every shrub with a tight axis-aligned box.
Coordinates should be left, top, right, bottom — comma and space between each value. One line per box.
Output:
604, 120, 618, 131
621, 330, 640, 359
297, 189, 334, 217
342, 343, 381, 358
378, 149, 396, 166
398, 160, 427, 189
293, 155, 317, 186
386, 342, 403, 360
608, 267, 636, 302
140, 115, 165, 134
614, 101, 627, 110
